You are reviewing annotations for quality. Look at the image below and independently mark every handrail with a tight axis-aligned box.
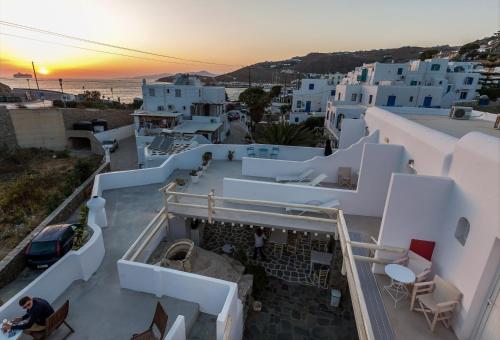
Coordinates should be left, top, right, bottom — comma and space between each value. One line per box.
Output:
348, 241, 406, 254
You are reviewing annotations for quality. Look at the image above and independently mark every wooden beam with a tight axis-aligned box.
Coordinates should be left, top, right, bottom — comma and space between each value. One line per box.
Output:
348, 241, 406, 254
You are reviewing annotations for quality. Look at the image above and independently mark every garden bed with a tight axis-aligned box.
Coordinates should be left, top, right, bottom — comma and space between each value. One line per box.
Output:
0, 147, 101, 259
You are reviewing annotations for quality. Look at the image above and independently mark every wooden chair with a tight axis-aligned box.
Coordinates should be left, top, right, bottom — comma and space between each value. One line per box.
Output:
312, 267, 330, 288
337, 167, 352, 187
31, 300, 74, 340
394, 250, 432, 283
410, 275, 461, 332
131, 302, 168, 340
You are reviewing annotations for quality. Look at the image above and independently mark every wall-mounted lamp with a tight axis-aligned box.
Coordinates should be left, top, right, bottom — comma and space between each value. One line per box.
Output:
384, 137, 390, 143
408, 159, 416, 171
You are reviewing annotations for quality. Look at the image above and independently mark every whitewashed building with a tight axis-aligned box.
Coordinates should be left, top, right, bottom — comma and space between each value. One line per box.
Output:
290, 73, 344, 123
335, 59, 481, 108
133, 74, 228, 166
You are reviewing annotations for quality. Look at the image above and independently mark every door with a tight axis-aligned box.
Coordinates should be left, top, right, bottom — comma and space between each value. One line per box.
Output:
423, 96, 432, 107
386, 95, 396, 106
477, 269, 500, 340
305, 101, 311, 112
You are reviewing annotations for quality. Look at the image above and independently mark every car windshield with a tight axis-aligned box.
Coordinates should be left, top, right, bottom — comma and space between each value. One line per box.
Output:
102, 140, 114, 145
29, 241, 56, 255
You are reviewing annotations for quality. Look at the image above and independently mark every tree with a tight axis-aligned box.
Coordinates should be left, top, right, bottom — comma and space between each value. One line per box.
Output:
301, 116, 324, 130
459, 43, 480, 56
239, 87, 271, 131
419, 49, 439, 61
82, 90, 101, 102
269, 85, 282, 99
256, 123, 317, 146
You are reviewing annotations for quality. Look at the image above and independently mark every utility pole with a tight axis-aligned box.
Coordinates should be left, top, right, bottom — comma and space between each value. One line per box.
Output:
248, 67, 251, 88
31, 61, 40, 90
59, 78, 66, 108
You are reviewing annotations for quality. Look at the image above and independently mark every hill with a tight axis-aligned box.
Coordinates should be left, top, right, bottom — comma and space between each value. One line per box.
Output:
215, 45, 455, 83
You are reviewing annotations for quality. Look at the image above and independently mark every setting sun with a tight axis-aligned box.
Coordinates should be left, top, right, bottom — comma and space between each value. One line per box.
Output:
38, 66, 49, 75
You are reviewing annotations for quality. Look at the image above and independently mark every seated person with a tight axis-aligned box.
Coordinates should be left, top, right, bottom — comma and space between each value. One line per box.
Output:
3, 296, 54, 335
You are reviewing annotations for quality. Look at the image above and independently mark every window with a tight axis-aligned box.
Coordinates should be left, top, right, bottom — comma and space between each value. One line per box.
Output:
308, 83, 314, 90
455, 217, 470, 246
464, 77, 474, 85
294, 117, 299, 123
166, 89, 170, 94
148, 88, 155, 97
330, 89, 336, 96
297, 100, 302, 108
431, 64, 440, 71
168, 105, 174, 110
397, 67, 403, 75
368, 95, 373, 104
182, 106, 186, 110
410, 80, 418, 86
175, 89, 181, 97
439, 81, 443, 85
351, 93, 357, 102
460, 91, 467, 100
409, 96, 414, 103
446, 85, 452, 93
157, 105, 164, 111
359, 94, 363, 102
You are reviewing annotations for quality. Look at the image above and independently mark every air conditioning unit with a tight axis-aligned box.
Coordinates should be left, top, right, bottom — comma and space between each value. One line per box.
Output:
449, 106, 472, 120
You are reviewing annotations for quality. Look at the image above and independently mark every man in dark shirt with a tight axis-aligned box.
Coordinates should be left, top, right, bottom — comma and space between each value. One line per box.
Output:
4, 296, 54, 334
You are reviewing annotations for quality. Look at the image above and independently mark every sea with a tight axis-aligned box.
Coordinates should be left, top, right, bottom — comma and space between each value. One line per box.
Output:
0, 77, 246, 103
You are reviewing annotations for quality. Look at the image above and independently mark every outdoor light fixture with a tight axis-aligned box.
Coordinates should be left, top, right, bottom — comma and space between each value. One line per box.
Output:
282, 229, 286, 233
201, 220, 205, 223
314, 233, 318, 236
240, 224, 243, 227
221, 222, 225, 225
408, 159, 416, 171
271, 228, 275, 231
293, 230, 297, 234
326, 234, 331, 238
250, 224, 253, 228
304, 232, 308, 235
232, 223, 235, 226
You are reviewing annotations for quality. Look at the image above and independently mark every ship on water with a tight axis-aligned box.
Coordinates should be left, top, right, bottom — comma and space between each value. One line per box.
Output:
13, 72, 32, 79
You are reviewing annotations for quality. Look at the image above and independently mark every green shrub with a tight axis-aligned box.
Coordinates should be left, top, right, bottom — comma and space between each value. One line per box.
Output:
45, 192, 64, 213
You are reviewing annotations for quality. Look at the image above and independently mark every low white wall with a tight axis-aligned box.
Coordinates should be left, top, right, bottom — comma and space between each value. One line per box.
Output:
227, 143, 403, 217
365, 107, 456, 176
241, 132, 378, 183
117, 260, 242, 340
94, 124, 134, 142
339, 119, 366, 149
164, 315, 186, 340
0, 220, 105, 319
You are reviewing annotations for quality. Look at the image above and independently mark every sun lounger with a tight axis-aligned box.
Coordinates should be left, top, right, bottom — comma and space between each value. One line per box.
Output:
285, 198, 340, 215
297, 173, 328, 187
275, 169, 314, 182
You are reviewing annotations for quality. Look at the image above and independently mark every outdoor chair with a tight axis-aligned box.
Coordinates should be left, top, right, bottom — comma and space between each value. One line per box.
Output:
31, 300, 74, 340
275, 169, 314, 183
297, 173, 328, 187
312, 267, 330, 288
286, 237, 298, 255
394, 250, 432, 283
285, 198, 340, 216
410, 275, 461, 332
337, 167, 352, 187
131, 302, 168, 340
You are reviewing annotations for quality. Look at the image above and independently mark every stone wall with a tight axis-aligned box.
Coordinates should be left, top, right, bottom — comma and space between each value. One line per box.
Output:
61, 108, 133, 130
0, 107, 18, 149
0, 161, 110, 289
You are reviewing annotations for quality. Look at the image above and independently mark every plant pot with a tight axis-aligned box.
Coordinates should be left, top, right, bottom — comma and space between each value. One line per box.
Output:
191, 175, 199, 183
202, 165, 208, 171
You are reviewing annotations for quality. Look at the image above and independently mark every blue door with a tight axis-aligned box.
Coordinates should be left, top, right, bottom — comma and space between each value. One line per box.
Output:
305, 101, 311, 112
423, 96, 432, 107
387, 95, 396, 106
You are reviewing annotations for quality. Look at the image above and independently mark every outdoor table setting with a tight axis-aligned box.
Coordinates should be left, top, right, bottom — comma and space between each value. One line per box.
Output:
1, 320, 22, 340
383, 263, 416, 308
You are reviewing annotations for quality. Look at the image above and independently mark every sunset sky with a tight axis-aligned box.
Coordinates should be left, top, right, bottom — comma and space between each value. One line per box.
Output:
0, 0, 497, 79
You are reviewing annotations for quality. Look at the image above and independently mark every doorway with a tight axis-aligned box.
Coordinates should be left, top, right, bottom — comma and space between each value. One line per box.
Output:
386, 95, 396, 106
423, 96, 433, 107
476, 265, 500, 339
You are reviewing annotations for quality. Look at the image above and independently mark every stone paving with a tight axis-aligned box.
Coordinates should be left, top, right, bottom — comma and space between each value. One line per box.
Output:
201, 222, 339, 286
244, 277, 358, 340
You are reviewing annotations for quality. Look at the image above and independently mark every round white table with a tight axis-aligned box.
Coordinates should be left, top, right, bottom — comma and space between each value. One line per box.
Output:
384, 263, 416, 308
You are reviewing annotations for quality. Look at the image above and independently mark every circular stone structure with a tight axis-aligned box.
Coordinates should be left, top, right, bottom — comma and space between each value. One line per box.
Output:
161, 239, 196, 272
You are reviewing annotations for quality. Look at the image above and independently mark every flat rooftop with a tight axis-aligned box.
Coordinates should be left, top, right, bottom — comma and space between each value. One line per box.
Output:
173, 121, 222, 133
386, 107, 500, 139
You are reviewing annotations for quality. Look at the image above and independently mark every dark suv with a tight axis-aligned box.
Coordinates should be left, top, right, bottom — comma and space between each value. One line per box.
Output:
25, 224, 76, 269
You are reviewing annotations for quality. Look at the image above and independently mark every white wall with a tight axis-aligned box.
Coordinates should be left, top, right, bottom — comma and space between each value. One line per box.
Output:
164, 316, 186, 340
117, 260, 242, 340
231, 143, 403, 217
364, 107, 456, 176
339, 119, 366, 149
94, 124, 134, 142
0, 219, 105, 320
242, 132, 378, 183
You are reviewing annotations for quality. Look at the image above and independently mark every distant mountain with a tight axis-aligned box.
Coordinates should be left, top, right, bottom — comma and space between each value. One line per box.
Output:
156, 71, 219, 83
215, 45, 456, 83
131, 72, 173, 80
190, 70, 218, 77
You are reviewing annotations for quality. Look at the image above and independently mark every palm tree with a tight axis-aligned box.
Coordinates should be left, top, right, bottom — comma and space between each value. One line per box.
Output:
256, 123, 317, 146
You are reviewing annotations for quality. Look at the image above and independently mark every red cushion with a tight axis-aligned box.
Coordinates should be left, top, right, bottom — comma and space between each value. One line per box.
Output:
409, 239, 435, 261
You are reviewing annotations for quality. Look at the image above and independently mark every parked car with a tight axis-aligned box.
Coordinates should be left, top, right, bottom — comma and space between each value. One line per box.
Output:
25, 224, 76, 269
102, 139, 119, 152
227, 110, 240, 121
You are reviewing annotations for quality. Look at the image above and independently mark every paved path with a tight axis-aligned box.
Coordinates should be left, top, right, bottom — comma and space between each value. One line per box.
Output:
110, 136, 138, 171
225, 120, 248, 144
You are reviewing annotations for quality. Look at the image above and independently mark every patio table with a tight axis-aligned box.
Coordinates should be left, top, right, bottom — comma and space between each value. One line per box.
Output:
384, 263, 416, 308
309, 250, 333, 274
0, 328, 21, 339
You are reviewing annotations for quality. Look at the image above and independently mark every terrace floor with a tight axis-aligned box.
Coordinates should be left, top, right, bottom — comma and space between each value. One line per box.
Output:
44, 183, 214, 339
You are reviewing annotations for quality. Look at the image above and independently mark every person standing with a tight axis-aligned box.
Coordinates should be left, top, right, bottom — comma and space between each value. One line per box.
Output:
253, 228, 267, 260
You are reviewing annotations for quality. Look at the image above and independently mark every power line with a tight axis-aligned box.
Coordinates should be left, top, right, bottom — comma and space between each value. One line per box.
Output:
0, 20, 243, 67
0, 32, 200, 66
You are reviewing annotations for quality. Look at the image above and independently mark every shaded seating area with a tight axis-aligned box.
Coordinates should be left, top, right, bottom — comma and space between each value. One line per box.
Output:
131, 302, 168, 340
410, 275, 462, 332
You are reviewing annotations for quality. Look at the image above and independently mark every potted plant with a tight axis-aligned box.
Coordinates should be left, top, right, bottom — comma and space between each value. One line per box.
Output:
190, 170, 199, 183
202, 160, 208, 171
202, 152, 212, 167
175, 178, 186, 188
227, 150, 235, 161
